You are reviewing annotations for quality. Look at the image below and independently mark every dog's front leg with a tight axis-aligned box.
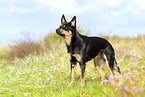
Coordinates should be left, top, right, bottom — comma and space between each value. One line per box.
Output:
69, 61, 77, 86
79, 61, 86, 87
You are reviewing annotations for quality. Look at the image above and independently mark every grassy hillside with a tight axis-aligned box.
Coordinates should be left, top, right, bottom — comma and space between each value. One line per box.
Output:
0, 34, 145, 97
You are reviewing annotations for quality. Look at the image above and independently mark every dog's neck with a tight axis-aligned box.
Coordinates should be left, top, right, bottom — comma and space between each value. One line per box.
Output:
72, 30, 82, 43
64, 29, 83, 47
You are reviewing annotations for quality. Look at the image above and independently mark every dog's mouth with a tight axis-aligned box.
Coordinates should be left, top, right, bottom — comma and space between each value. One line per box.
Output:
58, 33, 65, 36
56, 29, 65, 36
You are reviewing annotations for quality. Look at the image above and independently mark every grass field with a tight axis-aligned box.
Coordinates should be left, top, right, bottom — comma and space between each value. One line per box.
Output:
0, 34, 145, 97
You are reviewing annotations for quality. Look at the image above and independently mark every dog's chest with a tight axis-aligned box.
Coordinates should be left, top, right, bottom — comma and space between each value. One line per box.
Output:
67, 45, 81, 54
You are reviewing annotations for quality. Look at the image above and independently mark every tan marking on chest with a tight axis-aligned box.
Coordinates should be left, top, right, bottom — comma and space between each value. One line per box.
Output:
63, 36, 71, 45
60, 29, 72, 45
72, 54, 81, 62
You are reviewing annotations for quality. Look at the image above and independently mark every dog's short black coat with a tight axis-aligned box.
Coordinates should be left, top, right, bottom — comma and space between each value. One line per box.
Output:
56, 15, 121, 86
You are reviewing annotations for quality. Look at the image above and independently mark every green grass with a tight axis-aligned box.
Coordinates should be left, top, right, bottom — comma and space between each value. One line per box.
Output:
0, 36, 145, 97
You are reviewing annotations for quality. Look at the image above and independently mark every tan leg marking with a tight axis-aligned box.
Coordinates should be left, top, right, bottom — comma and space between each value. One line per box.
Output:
69, 64, 77, 86
96, 66, 105, 85
94, 54, 106, 85
72, 54, 81, 62
81, 73, 85, 87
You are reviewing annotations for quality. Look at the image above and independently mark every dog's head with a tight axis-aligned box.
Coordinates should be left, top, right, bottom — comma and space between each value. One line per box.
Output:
56, 15, 76, 38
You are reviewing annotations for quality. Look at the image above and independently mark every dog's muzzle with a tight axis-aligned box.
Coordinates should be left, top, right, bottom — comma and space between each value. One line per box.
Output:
56, 29, 65, 36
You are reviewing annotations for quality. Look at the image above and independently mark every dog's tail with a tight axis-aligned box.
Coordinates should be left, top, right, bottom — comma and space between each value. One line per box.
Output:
114, 59, 121, 74
104, 45, 121, 74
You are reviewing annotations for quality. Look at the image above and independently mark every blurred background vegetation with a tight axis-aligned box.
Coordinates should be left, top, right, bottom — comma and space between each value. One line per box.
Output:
0, 26, 90, 62
0, 26, 145, 63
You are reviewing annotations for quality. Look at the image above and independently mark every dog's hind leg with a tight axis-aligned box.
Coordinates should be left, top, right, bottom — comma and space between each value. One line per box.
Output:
94, 53, 106, 85
104, 53, 115, 75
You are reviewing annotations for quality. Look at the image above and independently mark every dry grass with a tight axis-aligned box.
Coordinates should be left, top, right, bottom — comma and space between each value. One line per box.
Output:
6, 40, 42, 60
4, 32, 61, 60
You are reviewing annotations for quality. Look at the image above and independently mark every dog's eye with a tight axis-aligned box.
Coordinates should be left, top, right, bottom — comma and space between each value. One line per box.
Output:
63, 25, 68, 29
63, 25, 66, 27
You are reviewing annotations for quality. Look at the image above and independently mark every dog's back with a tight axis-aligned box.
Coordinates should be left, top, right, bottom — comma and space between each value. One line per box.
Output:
82, 36, 114, 62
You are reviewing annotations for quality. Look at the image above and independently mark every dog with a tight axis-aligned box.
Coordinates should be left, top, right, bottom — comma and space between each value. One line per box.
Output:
56, 15, 121, 86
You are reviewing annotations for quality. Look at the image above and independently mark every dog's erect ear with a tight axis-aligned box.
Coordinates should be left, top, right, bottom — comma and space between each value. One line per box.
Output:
70, 16, 76, 27
61, 14, 67, 24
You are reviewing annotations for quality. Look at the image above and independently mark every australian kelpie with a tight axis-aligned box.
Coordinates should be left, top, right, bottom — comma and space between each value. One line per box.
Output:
56, 15, 121, 86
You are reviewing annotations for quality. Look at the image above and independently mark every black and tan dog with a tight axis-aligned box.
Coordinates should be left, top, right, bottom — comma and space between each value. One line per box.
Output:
56, 15, 121, 86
